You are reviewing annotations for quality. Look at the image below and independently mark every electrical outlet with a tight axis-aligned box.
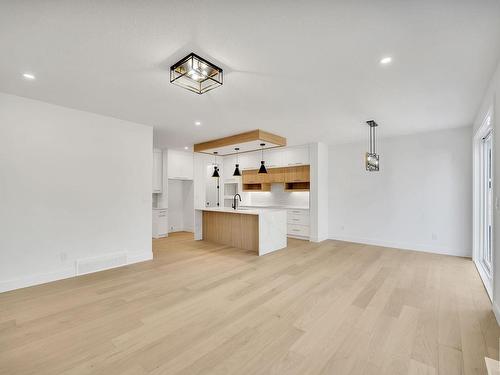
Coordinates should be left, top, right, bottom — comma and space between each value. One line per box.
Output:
60, 252, 67, 262
170, 226, 174, 231
340, 225, 345, 231
431, 233, 437, 241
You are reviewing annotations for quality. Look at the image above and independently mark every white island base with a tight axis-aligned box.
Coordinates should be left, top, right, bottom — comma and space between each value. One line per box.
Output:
194, 207, 287, 256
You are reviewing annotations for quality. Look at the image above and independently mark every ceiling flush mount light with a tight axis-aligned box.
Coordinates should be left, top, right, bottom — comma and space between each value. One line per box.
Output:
233, 148, 241, 177
170, 53, 223, 94
22, 73, 35, 80
380, 56, 392, 65
211, 152, 220, 178
258, 143, 268, 174
365, 120, 380, 172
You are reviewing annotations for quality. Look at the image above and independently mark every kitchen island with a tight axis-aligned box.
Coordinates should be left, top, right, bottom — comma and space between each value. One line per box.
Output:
194, 207, 287, 255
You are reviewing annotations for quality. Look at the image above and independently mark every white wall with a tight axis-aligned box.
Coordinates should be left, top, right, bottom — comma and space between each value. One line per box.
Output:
473, 59, 500, 322
0, 93, 153, 292
329, 127, 472, 257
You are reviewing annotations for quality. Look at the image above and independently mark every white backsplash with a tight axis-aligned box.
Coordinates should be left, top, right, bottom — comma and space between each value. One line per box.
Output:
244, 183, 309, 208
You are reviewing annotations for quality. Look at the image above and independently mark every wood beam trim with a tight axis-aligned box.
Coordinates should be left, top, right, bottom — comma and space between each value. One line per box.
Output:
257, 130, 287, 147
193, 129, 286, 153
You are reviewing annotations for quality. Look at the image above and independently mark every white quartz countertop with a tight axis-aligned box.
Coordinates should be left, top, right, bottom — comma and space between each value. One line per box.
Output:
197, 207, 286, 215
240, 205, 309, 210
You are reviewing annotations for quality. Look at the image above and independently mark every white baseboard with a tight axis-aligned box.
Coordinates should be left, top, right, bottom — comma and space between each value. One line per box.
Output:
328, 234, 471, 257
0, 267, 76, 294
0, 250, 153, 294
127, 250, 153, 264
310, 234, 329, 243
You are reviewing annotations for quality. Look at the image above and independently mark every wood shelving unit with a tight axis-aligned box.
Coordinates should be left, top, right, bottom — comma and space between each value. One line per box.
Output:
242, 165, 310, 192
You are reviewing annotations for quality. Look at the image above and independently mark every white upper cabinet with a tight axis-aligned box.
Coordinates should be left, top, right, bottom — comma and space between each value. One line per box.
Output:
152, 149, 162, 193
264, 148, 283, 168
168, 150, 194, 180
282, 145, 310, 166
238, 152, 260, 170
205, 144, 310, 179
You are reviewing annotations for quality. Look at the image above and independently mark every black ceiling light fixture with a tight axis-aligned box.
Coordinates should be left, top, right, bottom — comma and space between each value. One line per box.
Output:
365, 120, 380, 172
170, 53, 223, 95
211, 151, 220, 178
258, 143, 268, 174
233, 148, 241, 176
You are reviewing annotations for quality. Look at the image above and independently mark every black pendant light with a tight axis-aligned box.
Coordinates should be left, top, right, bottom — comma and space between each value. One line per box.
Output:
212, 151, 220, 178
258, 143, 268, 174
233, 147, 241, 176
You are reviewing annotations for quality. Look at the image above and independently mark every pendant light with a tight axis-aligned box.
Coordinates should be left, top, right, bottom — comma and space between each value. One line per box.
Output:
365, 120, 380, 172
233, 148, 241, 176
211, 151, 220, 178
258, 143, 268, 174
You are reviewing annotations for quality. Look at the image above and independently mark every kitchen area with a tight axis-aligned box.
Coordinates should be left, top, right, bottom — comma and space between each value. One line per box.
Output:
153, 129, 321, 255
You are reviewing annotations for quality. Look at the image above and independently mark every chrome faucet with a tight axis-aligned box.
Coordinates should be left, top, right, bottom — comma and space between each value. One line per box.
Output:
232, 194, 242, 210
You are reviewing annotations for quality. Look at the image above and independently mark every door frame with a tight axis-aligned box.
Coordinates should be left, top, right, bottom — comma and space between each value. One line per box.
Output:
473, 107, 494, 300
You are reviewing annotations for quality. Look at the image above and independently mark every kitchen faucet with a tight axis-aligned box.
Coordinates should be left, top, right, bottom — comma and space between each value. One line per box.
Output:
232, 194, 242, 210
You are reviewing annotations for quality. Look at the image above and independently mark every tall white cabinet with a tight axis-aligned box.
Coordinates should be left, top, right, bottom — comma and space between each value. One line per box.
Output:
152, 149, 163, 193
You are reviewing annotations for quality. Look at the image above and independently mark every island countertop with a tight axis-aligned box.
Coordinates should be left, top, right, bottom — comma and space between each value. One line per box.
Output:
198, 207, 286, 215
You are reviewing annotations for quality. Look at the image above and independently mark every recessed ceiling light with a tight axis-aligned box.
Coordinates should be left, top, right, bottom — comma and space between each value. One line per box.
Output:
184, 146, 189, 150
22, 73, 35, 80
195, 121, 201, 126
380, 57, 392, 65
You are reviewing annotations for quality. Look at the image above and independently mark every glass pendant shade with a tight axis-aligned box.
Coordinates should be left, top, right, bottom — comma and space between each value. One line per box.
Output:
258, 161, 267, 174
170, 53, 223, 94
233, 164, 241, 176
212, 166, 220, 178
365, 152, 379, 171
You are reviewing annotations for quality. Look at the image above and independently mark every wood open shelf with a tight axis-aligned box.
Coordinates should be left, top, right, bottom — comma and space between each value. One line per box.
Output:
243, 183, 271, 192
284, 182, 310, 192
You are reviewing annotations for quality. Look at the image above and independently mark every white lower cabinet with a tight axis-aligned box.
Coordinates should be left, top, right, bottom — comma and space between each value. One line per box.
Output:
287, 209, 310, 239
152, 209, 168, 238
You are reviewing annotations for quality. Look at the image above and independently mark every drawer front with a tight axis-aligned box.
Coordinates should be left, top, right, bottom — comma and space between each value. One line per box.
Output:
287, 209, 309, 216
287, 214, 309, 225
287, 224, 310, 237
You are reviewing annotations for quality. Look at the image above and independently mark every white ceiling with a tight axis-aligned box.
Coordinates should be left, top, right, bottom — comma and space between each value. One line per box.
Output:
1, 1, 500, 149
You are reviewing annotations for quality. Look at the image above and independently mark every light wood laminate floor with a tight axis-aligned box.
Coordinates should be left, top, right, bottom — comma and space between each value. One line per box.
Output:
0, 232, 498, 374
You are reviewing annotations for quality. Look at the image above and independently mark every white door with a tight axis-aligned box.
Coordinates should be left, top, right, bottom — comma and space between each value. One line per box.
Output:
480, 131, 493, 281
